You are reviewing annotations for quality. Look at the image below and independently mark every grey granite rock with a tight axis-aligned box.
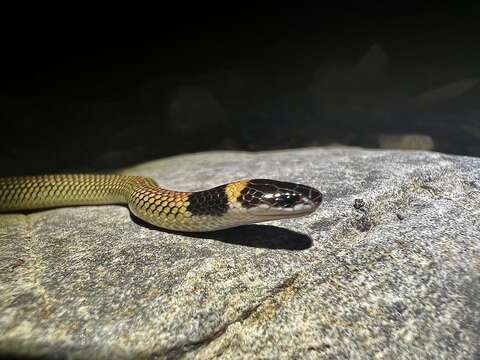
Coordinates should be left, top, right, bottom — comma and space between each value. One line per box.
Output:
1, 148, 479, 359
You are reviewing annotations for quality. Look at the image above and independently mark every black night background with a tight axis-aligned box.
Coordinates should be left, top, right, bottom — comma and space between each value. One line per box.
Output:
1, 8, 479, 176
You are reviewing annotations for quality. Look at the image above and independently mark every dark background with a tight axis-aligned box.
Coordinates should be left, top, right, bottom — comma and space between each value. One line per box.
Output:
1, 8, 479, 176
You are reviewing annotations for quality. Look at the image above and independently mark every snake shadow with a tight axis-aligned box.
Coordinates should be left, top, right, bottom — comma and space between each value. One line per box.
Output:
130, 214, 312, 250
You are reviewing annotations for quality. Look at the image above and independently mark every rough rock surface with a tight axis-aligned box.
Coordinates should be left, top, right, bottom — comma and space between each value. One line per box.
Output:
0, 148, 479, 359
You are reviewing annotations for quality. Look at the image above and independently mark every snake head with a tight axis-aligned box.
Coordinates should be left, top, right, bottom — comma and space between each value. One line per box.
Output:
239, 179, 322, 219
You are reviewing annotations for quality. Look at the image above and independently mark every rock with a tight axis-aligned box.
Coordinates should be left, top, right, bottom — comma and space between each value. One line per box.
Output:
93, 146, 151, 169
0, 147, 479, 359
378, 133, 435, 151
413, 78, 479, 107
169, 85, 227, 135
308, 44, 478, 131
353, 43, 389, 86
308, 43, 392, 115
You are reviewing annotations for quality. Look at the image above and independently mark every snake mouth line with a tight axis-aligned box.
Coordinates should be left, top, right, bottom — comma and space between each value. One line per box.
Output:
251, 207, 318, 219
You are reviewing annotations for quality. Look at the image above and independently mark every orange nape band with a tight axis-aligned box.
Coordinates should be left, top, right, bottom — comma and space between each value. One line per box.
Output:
224, 180, 249, 204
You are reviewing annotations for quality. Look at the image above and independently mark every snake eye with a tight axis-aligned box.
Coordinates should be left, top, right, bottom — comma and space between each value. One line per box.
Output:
273, 192, 301, 208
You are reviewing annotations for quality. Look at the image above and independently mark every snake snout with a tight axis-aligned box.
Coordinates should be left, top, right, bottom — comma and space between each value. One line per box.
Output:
297, 184, 322, 208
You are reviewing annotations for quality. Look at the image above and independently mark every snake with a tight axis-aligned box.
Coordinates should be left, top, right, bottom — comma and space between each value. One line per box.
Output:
0, 174, 322, 232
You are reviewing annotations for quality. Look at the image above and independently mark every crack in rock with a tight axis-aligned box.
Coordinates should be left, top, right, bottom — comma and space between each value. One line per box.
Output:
159, 273, 299, 359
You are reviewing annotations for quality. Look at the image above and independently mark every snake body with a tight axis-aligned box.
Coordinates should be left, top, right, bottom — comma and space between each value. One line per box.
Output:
0, 174, 322, 232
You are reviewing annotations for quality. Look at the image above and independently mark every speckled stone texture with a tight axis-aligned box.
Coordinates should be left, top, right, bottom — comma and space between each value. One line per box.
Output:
1, 148, 479, 359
